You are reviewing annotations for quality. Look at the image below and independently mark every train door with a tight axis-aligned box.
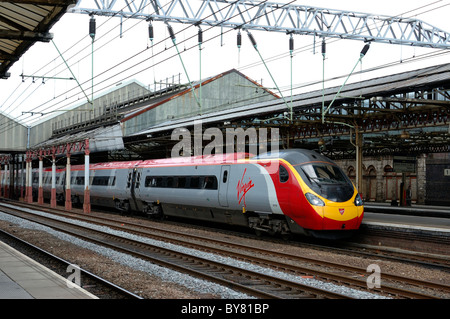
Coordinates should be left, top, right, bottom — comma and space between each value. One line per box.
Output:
218, 165, 230, 207
127, 167, 143, 211
134, 168, 143, 200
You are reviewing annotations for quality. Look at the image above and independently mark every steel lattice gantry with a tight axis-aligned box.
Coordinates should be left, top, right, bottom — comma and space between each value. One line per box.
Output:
71, 0, 450, 49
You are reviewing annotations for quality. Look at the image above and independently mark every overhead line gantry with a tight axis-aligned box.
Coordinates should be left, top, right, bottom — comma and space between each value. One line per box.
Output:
70, 0, 450, 49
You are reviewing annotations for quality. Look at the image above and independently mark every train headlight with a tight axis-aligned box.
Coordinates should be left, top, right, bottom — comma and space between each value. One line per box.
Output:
305, 193, 325, 206
354, 193, 363, 206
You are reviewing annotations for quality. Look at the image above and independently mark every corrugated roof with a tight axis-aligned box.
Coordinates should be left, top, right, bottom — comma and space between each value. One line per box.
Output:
132, 63, 450, 136
121, 68, 279, 123
0, 0, 76, 79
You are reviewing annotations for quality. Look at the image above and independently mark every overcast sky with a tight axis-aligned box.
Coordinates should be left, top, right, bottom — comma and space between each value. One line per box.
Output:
1, 0, 449, 127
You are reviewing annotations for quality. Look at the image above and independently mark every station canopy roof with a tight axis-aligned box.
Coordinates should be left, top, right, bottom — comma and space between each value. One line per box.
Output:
0, 0, 76, 79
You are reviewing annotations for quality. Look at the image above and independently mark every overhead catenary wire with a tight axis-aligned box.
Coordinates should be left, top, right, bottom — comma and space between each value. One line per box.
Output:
0, 0, 273, 128
0, 1, 447, 136
0, 0, 442, 122
1, 19, 448, 138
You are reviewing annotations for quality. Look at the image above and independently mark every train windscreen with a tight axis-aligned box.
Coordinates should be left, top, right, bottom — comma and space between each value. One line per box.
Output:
296, 163, 354, 202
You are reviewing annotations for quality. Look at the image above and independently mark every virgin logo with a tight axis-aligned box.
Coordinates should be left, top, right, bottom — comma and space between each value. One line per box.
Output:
237, 168, 255, 207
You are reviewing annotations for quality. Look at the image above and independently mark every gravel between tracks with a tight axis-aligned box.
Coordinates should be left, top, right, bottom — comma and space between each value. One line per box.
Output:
0, 204, 448, 299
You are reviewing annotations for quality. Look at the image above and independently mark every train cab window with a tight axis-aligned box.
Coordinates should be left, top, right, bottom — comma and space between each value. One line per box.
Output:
279, 165, 289, 183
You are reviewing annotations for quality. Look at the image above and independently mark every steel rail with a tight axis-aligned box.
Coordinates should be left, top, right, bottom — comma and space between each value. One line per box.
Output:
0, 205, 352, 299
0, 228, 143, 299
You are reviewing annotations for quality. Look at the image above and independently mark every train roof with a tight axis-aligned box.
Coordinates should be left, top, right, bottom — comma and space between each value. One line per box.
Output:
138, 153, 253, 167
254, 149, 336, 166
65, 153, 254, 170
37, 150, 334, 171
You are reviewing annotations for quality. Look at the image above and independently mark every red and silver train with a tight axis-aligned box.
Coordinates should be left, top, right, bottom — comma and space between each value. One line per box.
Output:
4, 149, 364, 238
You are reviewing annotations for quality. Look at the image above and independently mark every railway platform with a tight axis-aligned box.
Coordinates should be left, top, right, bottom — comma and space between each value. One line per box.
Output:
364, 202, 450, 219
362, 203, 450, 236
360, 205, 450, 256
0, 240, 97, 299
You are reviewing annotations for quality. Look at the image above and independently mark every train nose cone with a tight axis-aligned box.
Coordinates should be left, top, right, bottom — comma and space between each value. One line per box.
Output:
323, 205, 360, 230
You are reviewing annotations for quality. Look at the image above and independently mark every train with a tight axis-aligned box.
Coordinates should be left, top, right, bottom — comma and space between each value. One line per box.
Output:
2, 149, 364, 239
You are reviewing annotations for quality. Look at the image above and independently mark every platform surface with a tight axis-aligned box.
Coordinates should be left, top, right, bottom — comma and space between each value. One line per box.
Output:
363, 203, 450, 233
0, 240, 97, 299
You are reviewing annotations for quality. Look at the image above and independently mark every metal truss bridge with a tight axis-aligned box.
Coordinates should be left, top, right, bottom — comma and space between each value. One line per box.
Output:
70, 0, 450, 49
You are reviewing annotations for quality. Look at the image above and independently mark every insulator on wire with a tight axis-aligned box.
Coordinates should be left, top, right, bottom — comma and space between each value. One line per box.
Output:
167, 25, 175, 41
198, 28, 203, 44
237, 31, 242, 48
289, 35, 294, 52
248, 32, 257, 48
148, 23, 154, 42
89, 16, 96, 40
360, 43, 370, 56
321, 39, 326, 55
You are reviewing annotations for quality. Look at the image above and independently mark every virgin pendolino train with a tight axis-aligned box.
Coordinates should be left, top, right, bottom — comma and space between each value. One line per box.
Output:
28, 149, 364, 239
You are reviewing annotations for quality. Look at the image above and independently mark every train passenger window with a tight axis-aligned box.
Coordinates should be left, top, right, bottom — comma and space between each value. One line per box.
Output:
156, 177, 164, 187
93, 176, 109, 186
136, 173, 141, 188
279, 165, 289, 183
144, 175, 218, 189
205, 176, 218, 189
222, 170, 228, 183
203, 176, 218, 190
75, 177, 85, 185
111, 176, 116, 186
145, 176, 155, 187
177, 177, 186, 188
126, 172, 132, 188
190, 177, 200, 189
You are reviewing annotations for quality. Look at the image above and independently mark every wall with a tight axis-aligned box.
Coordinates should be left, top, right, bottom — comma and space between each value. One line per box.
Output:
0, 113, 28, 151
28, 80, 149, 147
336, 154, 426, 204
425, 153, 450, 205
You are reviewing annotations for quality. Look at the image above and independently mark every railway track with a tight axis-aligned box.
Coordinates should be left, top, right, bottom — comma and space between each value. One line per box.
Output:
0, 228, 143, 299
1, 200, 449, 299
0, 202, 353, 299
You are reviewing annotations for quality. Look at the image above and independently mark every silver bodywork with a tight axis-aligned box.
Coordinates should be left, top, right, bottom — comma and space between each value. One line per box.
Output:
28, 160, 284, 228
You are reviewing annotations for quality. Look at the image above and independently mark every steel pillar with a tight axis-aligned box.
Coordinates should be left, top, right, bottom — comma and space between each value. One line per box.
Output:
355, 129, 363, 199
51, 155, 57, 208
1, 165, 6, 198
65, 155, 72, 211
25, 158, 33, 203
83, 140, 91, 214
38, 153, 44, 204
